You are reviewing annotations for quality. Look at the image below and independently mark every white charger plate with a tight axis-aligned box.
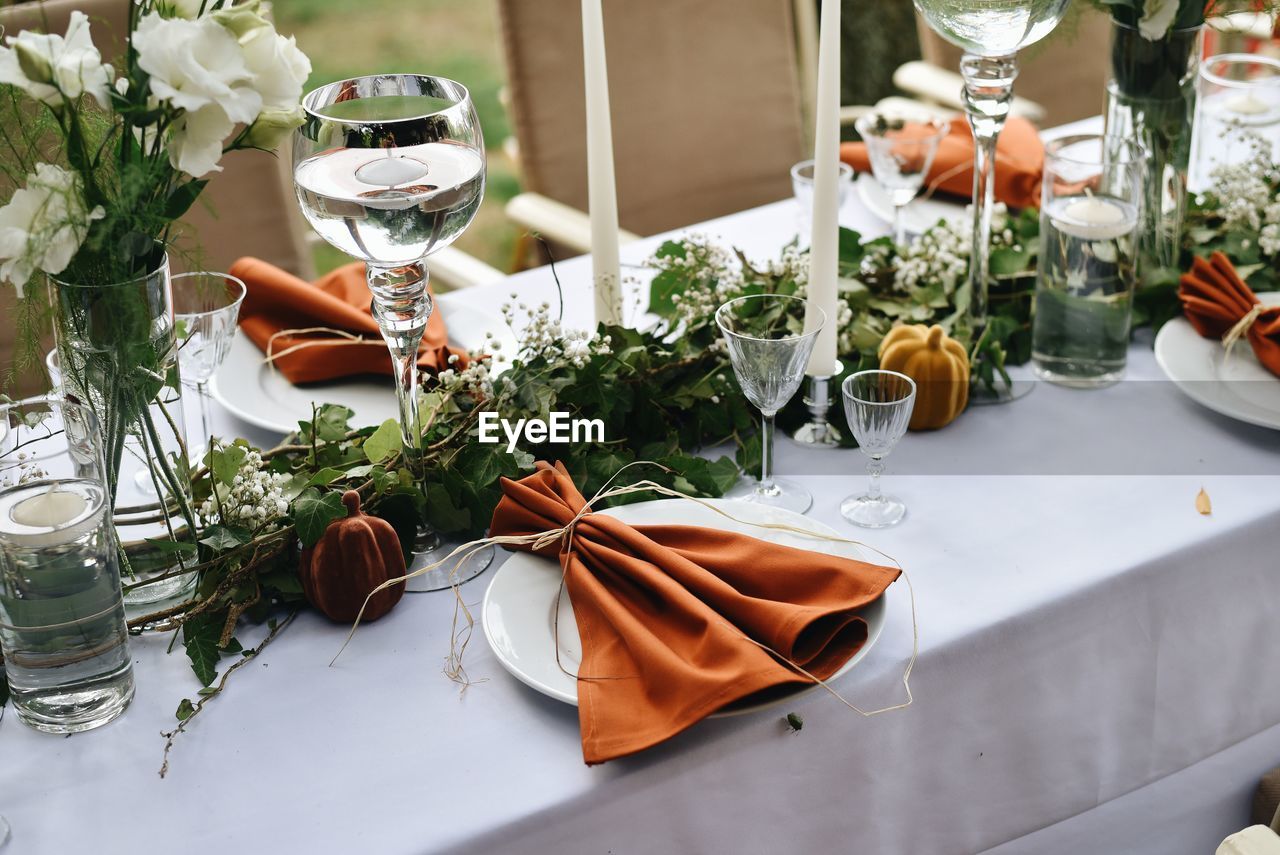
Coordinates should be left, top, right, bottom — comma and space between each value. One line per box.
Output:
1154, 292, 1280, 431
856, 171, 966, 236
210, 302, 518, 434
482, 498, 889, 718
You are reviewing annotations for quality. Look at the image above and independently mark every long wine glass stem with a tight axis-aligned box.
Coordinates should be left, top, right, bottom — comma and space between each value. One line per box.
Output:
367, 262, 431, 464
758, 410, 777, 495
960, 53, 1017, 333
893, 204, 907, 247
196, 380, 212, 454
865, 457, 884, 501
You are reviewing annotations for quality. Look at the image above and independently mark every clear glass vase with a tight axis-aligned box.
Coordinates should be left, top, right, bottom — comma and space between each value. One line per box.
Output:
1104, 19, 1202, 271
50, 253, 198, 609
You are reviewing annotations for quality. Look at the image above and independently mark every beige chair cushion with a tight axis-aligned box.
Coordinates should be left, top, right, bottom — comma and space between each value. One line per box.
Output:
497, 0, 806, 237
0, 0, 313, 396
915, 8, 1114, 126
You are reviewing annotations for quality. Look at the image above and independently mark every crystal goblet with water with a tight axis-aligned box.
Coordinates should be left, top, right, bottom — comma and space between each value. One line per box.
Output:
854, 111, 949, 246
293, 74, 492, 589
716, 294, 825, 514
840, 370, 916, 528
912, 0, 1070, 402
171, 272, 247, 456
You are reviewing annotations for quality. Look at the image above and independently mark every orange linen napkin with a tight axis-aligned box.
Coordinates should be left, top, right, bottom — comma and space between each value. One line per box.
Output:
488, 462, 901, 764
1178, 251, 1280, 377
841, 116, 1044, 209
230, 258, 467, 384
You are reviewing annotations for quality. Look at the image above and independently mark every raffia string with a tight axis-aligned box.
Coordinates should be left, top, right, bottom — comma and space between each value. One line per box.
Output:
1221, 303, 1265, 362
262, 327, 378, 369
331, 466, 919, 719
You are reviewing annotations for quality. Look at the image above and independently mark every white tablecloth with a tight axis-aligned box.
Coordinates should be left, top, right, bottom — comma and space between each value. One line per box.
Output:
4, 180, 1280, 855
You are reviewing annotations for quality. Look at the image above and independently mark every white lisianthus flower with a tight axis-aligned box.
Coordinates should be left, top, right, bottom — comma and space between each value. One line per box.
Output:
167, 103, 239, 178
133, 12, 262, 176
0, 164, 105, 297
0, 11, 113, 108
240, 26, 311, 112
1138, 0, 1180, 40
155, 0, 211, 19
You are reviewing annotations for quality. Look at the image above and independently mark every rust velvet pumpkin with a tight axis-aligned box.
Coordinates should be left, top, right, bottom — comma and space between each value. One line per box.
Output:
877, 324, 970, 430
299, 491, 406, 622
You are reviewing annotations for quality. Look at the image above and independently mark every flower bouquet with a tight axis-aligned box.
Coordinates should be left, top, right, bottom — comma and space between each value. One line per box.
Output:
0, 1, 310, 603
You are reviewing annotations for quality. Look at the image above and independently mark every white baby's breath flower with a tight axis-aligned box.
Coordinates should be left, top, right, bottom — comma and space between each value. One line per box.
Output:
0, 163, 104, 296
0, 11, 113, 109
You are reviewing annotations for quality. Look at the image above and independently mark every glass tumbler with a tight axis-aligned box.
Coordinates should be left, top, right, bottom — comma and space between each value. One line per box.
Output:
1032, 134, 1143, 388
1189, 53, 1280, 193
0, 396, 134, 734
791, 159, 854, 242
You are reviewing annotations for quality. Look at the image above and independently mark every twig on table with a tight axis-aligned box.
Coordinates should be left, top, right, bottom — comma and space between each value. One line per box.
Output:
157, 609, 296, 779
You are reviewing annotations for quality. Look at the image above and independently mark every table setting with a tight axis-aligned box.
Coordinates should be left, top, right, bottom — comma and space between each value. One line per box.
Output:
0, 0, 1279, 853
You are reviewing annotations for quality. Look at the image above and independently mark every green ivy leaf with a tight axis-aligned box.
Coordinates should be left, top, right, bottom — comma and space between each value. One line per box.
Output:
207, 444, 247, 486
176, 698, 195, 721
305, 467, 346, 487
292, 488, 348, 546
182, 614, 222, 688
425, 482, 470, 532
198, 525, 250, 553
164, 179, 208, 220
363, 418, 401, 464
314, 404, 356, 442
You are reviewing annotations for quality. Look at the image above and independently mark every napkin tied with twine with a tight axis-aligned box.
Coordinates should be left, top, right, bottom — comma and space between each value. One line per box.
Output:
230, 257, 468, 384
1178, 251, 1280, 377
488, 462, 901, 764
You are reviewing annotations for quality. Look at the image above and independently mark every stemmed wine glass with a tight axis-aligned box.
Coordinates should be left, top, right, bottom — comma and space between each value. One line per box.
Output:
840, 370, 916, 528
912, 0, 1070, 402
292, 74, 492, 589
171, 272, 247, 457
715, 294, 825, 514
854, 111, 949, 247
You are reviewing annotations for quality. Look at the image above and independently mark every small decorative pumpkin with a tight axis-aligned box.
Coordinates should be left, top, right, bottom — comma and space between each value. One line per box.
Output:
299, 491, 406, 623
878, 324, 969, 430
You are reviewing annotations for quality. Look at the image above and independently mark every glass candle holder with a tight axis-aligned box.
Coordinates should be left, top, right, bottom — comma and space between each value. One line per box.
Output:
1189, 53, 1280, 193
1031, 135, 1143, 389
0, 395, 134, 734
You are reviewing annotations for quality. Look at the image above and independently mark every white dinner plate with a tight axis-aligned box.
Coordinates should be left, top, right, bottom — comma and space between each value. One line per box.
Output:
482, 498, 889, 717
210, 302, 518, 435
1154, 292, 1280, 431
856, 171, 966, 236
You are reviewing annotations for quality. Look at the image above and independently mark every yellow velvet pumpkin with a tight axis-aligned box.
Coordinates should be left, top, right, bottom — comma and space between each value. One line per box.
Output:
877, 324, 969, 430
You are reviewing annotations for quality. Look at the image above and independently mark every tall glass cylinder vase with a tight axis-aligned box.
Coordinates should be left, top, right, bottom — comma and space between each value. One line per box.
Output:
50, 253, 198, 609
1104, 20, 1202, 271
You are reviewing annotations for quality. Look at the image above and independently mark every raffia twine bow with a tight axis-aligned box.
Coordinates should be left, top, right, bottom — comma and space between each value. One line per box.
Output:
331, 462, 919, 720
1222, 303, 1265, 362
263, 327, 377, 370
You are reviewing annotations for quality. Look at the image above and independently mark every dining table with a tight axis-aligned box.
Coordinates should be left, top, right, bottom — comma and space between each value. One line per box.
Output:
3, 119, 1280, 855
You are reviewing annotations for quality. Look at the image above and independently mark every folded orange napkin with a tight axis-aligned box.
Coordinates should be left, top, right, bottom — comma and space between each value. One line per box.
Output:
841, 116, 1044, 209
230, 257, 467, 384
1179, 251, 1280, 377
488, 462, 901, 764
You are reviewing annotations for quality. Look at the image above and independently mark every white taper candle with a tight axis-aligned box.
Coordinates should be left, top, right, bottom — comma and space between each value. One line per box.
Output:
804, 0, 840, 376
582, 0, 623, 327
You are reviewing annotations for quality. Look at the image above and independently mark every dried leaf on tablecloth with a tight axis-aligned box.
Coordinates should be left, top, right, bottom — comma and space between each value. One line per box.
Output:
1196, 488, 1212, 516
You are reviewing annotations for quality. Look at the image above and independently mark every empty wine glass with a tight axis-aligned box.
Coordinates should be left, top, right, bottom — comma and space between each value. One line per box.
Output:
854, 111, 949, 246
790, 158, 854, 242
716, 294, 825, 514
293, 74, 491, 589
171, 272, 247, 456
841, 370, 916, 528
